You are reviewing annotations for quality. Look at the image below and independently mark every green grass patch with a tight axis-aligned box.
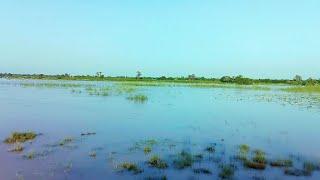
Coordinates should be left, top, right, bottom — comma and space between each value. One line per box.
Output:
282, 85, 320, 94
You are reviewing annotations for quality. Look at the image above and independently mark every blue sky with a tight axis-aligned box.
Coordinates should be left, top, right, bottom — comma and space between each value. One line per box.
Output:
0, 0, 319, 79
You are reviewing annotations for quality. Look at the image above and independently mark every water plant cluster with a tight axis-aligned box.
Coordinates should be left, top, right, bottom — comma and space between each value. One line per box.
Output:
2, 131, 320, 179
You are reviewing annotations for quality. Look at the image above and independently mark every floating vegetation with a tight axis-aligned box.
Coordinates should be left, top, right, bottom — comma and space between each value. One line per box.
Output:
144, 146, 152, 154
4, 132, 37, 144
8, 143, 24, 152
81, 132, 96, 136
193, 168, 212, 174
252, 150, 266, 164
118, 162, 143, 174
22, 149, 53, 160
148, 155, 168, 169
23, 150, 36, 160
303, 161, 318, 174
236, 144, 250, 161
89, 151, 97, 158
244, 160, 266, 170
219, 164, 235, 179
204, 145, 215, 153
270, 159, 293, 167
126, 94, 148, 103
59, 137, 74, 146
173, 151, 193, 169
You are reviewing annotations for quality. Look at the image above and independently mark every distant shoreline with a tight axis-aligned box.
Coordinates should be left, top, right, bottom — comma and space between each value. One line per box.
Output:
1, 73, 319, 86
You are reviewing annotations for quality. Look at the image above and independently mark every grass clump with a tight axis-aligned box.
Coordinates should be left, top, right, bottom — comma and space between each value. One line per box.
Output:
243, 149, 267, 170
252, 150, 266, 164
237, 144, 250, 161
23, 150, 36, 160
4, 132, 37, 144
89, 151, 97, 158
205, 146, 215, 153
303, 161, 318, 174
173, 151, 193, 169
244, 161, 266, 170
270, 159, 293, 167
119, 162, 143, 174
144, 146, 152, 154
148, 155, 168, 169
127, 94, 148, 103
8, 143, 24, 152
59, 137, 74, 146
219, 164, 235, 179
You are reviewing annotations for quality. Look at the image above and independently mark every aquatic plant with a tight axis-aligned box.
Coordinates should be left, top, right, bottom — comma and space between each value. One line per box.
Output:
59, 137, 74, 146
173, 151, 193, 169
244, 160, 266, 170
236, 144, 250, 161
8, 143, 24, 152
205, 145, 215, 153
148, 155, 168, 169
119, 162, 143, 174
239, 144, 250, 154
144, 146, 152, 154
252, 150, 266, 164
23, 150, 36, 160
303, 161, 318, 173
4, 132, 37, 144
219, 164, 235, 179
89, 151, 97, 158
193, 168, 212, 174
126, 94, 148, 103
81, 132, 96, 136
270, 159, 293, 167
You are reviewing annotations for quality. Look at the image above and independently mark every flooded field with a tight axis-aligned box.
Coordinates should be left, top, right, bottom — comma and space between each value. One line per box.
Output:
1, 79, 320, 180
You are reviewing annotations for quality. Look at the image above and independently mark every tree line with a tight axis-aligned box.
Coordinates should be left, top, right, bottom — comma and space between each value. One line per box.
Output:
0, 72, 319, 86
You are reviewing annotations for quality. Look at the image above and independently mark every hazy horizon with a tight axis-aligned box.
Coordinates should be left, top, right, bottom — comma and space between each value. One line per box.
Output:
1, 0, 319, 79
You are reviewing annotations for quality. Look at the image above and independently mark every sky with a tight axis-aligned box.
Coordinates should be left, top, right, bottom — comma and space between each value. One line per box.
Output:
0, 0, 319, 79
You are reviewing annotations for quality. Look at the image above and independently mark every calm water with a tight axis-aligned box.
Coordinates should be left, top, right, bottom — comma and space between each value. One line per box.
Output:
0, 79, 320, 179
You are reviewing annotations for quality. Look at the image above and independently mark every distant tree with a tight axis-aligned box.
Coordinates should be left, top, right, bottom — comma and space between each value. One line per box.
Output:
96, 72, 104, 78
159, 76, 166, 80
293, 75, 302, 82
220, 76, 232, 83
234, 75, 253, 85
39, 74, 44, 79
188, 74, 196, 80
136, 71, 142, 79
304, 78, 317, 86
